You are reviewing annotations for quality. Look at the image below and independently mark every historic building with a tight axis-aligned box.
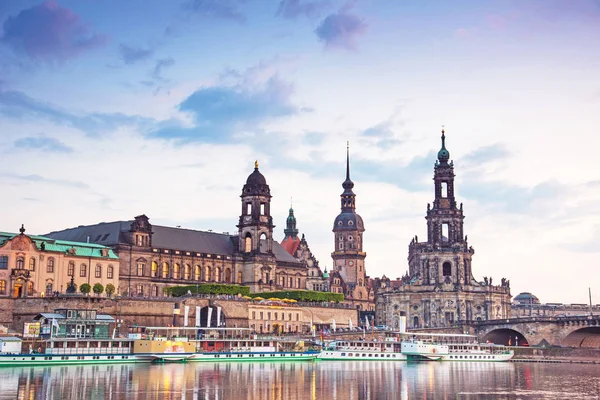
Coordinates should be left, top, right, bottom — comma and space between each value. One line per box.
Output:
45, 162, 308, 296
375, 130, 511, 328
331, 145, 374, 311
511, 292, 600, 318
0, 225, 119, 298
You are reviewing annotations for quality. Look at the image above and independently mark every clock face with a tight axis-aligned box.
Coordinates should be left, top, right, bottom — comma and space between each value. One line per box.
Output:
349, 261, 354, 266
243, 216, 252, 222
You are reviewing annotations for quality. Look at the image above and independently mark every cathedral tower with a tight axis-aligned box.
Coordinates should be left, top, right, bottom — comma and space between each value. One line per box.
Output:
331, 143, 368, 302
237, 161, 277, 291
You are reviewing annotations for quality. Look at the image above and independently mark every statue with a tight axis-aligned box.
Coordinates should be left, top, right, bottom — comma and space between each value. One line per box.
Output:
415, 235, 418, 243
489, 277, 493, 285
501, 278, 506, 287
66, 276, 76, 294
427, 203, 431, 211
483, 276, 488, 286
460, 203, 463, 211
506, 279, 510, 288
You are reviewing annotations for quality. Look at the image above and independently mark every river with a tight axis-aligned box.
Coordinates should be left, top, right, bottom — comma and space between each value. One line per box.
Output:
0, 361, 598, 399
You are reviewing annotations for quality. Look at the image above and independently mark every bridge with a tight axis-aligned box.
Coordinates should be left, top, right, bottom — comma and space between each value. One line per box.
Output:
469, 315, 600, 347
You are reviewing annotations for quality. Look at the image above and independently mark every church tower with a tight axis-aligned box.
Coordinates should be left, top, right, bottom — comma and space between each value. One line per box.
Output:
408, 129, 474, 287
331, 143, 368, 303
237, 161, 276, 291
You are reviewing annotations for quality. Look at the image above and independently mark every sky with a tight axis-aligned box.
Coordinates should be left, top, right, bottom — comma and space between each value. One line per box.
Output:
1, 0, 599, 304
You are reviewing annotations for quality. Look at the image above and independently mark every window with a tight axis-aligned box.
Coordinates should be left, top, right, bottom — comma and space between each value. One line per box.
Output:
68, 262, 75, 277
237, 271, 242, 284
339, 243, 343, 250
95, 264, 102, 278
162, 262, 169, 278
137, 263, 144, 277
252, 311, 256, 319
151, 262, 158, 277
246, 203, 251, 215
107, 265, 114, 279
442, 223, 449, 242
195, 265, 201, 280
45, 282, 53, 294
205, 266, 211, 281
47, 258, 54, 273
297, 278, 301, 288
244, 234, 252, 253
184, 265, 191, 280
0, 280, 5, 295
80, 264, 87, 277
0, 256, 8, 270
29, 258, 36, 271
260, 203, 265, 215
136, 284, 143, 296
441, 182, 448, 198
215, 267, 221, 282
16, 257, 24, 269
153, 286, 159, 297
443, 262, 452, 277
173, 264, 180, 279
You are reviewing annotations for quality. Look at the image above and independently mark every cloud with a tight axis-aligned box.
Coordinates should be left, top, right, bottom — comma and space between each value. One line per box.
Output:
276, 0, 328, 19
119, 44, 153, 65
149, 65, 301, 143
0, 89, 151, 134
14, 136, 73, 153
0, 172, 89, 189
564, 225, 600, 253
315, 8, 367, 50
462, 143, 511, 165
153, 57, 175, 80
1, 1, 107, 63
183, 0, 246, 23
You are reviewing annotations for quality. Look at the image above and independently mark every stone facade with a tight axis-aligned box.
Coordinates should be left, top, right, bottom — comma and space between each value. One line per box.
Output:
375, 130, 511, 328
0, 226, 119, 300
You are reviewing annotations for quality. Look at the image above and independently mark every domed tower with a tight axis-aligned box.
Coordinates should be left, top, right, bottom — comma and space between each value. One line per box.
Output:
281, 205, 300, 255
331, 143, 367, 301
237, 160, 275, 255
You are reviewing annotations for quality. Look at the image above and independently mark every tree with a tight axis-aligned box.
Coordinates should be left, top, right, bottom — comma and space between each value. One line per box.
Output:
105, 283, 115, 297
93, 283, 104, 296
80, 283, 91, 295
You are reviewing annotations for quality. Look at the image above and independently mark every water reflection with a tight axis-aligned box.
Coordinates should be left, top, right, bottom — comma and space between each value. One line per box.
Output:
0, 361, 598, 399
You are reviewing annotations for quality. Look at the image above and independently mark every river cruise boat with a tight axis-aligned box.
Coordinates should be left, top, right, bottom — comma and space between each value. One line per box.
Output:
137, 326, 319, 362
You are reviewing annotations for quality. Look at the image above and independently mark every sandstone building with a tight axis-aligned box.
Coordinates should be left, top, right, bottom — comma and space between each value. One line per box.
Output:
0, 226, 119, 298
375, 130, 511, 328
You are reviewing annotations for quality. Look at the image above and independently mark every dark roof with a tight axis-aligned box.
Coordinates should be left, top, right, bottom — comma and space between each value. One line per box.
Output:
333, 212, 365, 231
246, 168, 267, 186
46, 221, 299, 264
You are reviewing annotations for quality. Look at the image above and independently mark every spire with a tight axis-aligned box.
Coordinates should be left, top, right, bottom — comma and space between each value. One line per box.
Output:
284, 205, 299, 239
342, 141, 354, 191
19, 224, 25, 235
254, 160, 259, 170
437, 126, 450, 164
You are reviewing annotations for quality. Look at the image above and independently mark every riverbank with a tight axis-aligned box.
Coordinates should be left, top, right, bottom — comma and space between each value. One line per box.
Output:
511, 346, 600, 364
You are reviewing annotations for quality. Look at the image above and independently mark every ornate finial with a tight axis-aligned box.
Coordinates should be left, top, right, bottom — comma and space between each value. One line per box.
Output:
19, 224, 25, 235
254, 160, 259, 169
290, 196, 293, 208
345, 141, 350, 181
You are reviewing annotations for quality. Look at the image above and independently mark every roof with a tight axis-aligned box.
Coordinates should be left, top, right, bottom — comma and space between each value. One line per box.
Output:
96, 314, 115, 321
0, 232, 118, 260
0, 336, 22, 342
45, 221, 301, 264
281, 236, 301, 256
36, 313, 65, 320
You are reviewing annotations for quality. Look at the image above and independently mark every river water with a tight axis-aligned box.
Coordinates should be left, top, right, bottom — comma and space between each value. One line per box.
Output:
0, 361, 598, 399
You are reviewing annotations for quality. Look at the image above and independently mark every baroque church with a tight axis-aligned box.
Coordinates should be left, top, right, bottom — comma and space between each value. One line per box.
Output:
374, 130, 511, 328
45, 154, 375, 311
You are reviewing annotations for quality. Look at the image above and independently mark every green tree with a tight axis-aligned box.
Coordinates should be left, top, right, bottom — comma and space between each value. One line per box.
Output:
93, 283, 104, 296
105, 283, 115, 297
80, 283, 91, 295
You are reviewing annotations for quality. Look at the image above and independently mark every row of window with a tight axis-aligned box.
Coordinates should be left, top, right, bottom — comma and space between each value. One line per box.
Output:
143, 262, 239, 283
0, 256, 114, 279
251, 311, 300, 321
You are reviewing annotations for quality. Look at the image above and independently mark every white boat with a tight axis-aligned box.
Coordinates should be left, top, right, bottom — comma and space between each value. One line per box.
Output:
317, 338, 408, 361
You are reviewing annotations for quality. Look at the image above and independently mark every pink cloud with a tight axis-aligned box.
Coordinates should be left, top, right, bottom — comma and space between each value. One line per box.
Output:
1, 1, 107, 63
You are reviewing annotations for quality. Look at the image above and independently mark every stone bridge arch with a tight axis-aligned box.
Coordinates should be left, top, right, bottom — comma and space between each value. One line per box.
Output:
481, 328, 529, 346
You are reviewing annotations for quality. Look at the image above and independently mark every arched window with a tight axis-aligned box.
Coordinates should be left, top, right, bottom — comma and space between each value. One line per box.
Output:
95, 264, 102, 278
0, 280, 6, 295
107, 265, 114, 279
195, 265, 201, 280
173, 264, 180, 279
297, 278, 301, 288
205, 266, 212, 281
237, 271, 242, 283
29, 258, 35, 271
215, 267, 221, 282
413, 316, 419, 328
225, 269, 231, 283
27, 281, 34, 295
259, 233, 267, 252
80, 264, 87, 277
184, 264, 191, 280
45, 282, 53, 294
47, 258, 54, 273
16, 257, 24, 269
162, 262, 170, 279
244, 234, 252, 253
443, 262, 452, 277
68, 262, 75, 277
151, 261, 158, 277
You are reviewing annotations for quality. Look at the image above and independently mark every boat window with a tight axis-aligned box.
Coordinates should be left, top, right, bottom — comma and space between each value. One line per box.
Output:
341, 353, 346, 356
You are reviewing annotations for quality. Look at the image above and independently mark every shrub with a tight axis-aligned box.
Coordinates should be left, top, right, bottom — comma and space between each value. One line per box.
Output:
252, 290, 344, 302
80, 283, 91, 295
165, 283, 251, 297
92, 283, 104, 296
105, 283, 115, 296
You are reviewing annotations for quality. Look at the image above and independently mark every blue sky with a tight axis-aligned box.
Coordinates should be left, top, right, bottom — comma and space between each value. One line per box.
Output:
1, 0, 600, 303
